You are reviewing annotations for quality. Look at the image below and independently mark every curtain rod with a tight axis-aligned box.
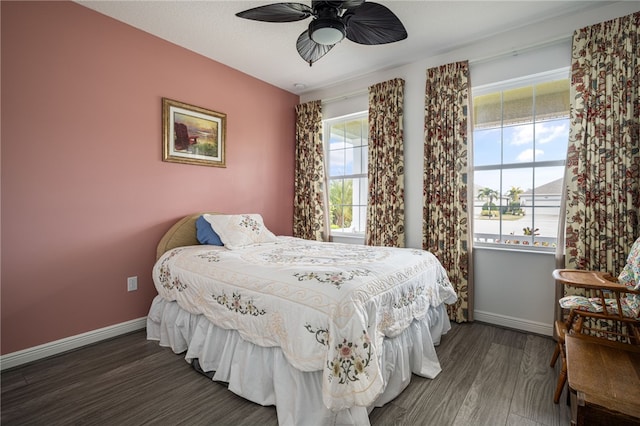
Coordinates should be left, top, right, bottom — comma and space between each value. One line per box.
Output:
317, 35, 571, 103
469, 35, 571, 65
320, 89, 368, 105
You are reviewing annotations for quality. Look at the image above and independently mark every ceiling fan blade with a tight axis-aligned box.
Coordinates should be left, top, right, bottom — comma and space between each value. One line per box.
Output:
345, 2, 407, 45
236, 3, 313, 23
339, 0, 366, 9
311, 0, 364, 10
296, 30, 335, 66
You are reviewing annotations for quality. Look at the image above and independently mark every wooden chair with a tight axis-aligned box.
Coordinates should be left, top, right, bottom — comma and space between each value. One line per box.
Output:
549, 237, 640, 404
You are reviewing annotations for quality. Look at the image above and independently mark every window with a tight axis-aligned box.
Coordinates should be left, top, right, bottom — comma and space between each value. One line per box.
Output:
473, 70, 569, 250
325, 112, 368, 236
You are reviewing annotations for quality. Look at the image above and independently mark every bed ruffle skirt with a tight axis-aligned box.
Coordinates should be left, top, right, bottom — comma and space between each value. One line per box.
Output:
146, 295, 451, 426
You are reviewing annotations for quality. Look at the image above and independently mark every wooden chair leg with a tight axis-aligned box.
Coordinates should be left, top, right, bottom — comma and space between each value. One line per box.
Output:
550, 344, 560, 367
551, 319, 567, 369
553, 352, 567, 404
551, 316, 572, 403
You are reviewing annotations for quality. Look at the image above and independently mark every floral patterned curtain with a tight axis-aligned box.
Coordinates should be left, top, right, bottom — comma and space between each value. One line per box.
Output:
424, 61, 473, 322
293, 100, 329, 241
564, 12, 640, 273
559, 12, 640, 334
366, 78, 405, 247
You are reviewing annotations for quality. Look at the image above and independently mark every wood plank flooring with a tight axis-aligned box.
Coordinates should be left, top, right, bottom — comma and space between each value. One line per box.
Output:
1, 322, 570, 425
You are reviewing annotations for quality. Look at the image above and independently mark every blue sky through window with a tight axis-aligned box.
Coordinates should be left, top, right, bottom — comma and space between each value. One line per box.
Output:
474, 118, 569, 191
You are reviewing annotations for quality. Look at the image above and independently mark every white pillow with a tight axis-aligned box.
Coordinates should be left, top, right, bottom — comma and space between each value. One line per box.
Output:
203, 214, 277, 250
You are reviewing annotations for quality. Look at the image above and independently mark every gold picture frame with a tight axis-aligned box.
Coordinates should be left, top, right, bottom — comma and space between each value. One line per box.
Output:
162, 98, 226, 167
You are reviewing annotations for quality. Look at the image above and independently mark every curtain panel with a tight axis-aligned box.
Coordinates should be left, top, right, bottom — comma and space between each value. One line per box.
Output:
564, 11, 640, 273
559, 12, 640, 335
293, 100, 329, 241
366, 78, 406, 247
423, 61, 473, 323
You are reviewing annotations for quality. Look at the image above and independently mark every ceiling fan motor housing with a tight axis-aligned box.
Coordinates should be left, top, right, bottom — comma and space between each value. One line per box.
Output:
309, 18, 346, 44
309, 4, 346, 45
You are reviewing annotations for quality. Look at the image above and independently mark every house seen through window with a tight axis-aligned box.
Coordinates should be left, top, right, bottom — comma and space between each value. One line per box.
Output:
473, 70, 570, 250
325, 112, 368, 236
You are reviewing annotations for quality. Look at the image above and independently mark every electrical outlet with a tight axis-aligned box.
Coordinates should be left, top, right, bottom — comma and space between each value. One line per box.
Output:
127, 276, 138, 292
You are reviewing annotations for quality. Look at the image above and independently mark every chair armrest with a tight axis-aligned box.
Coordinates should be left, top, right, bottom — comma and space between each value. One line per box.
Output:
552, 269, 630, 293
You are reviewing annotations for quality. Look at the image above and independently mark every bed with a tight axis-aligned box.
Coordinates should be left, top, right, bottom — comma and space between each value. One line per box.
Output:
146, 212, 458, 425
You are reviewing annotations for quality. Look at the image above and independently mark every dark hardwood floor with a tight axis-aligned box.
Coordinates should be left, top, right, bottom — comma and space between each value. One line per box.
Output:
1, 322, 570, 425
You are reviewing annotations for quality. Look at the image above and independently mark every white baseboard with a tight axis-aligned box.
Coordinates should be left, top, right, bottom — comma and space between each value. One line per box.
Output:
474, 310, 553, 337
1, 317, 147, 371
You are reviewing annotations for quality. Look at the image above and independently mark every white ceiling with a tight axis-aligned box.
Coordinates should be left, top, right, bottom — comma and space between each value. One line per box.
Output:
77, 1, 616, 95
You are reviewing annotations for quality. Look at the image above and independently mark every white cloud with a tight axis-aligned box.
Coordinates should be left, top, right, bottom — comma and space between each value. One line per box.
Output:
517, 148, 544, 162
508, 121, 569, 146
536, 122, 569, 145
509, 126, 532, 146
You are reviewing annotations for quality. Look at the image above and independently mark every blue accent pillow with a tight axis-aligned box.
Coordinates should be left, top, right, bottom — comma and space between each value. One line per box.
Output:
196, 215, 224, 246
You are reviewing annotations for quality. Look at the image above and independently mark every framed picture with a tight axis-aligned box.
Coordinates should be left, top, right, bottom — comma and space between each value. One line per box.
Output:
162, 98, 226, 167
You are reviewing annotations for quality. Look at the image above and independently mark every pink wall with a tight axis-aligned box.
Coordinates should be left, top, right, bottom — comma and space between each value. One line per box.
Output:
1, 1, 299, 354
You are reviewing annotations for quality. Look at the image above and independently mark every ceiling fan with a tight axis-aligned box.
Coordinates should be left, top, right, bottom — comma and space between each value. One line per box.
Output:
236, 1, 407, 66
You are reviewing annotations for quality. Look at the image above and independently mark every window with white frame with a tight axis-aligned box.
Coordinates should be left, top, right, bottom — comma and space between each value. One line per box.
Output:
473, 69, 570, 250
325, 112, 368, 236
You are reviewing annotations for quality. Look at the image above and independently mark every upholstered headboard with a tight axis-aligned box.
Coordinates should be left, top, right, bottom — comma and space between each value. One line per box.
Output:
156, 212, 219, 260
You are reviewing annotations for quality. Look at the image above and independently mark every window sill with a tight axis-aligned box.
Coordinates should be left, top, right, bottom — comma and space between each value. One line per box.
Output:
473, 243, 557, 255
330, 234, 365, 245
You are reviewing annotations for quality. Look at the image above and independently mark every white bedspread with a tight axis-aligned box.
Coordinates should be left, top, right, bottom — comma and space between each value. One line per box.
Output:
153, 237, 457, 410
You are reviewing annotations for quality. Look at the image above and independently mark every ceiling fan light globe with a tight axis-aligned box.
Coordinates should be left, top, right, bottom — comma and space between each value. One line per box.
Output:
309, 18, 346, 45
